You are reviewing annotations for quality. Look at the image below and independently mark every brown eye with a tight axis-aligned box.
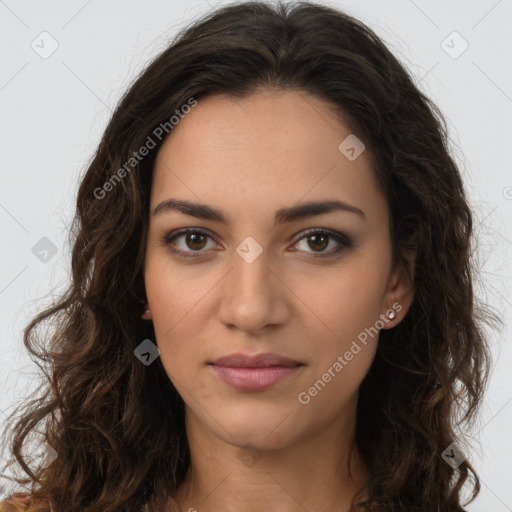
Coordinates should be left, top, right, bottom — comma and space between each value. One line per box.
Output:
163, 227, 351, 259
294, 229, 351, 256
163, 228, 218, 257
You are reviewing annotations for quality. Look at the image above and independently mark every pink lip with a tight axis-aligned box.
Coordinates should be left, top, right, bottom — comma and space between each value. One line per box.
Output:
209, 352, 304, 392
211, 365, 302, 392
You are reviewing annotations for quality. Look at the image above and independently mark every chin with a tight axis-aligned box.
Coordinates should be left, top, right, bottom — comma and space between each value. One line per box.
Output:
201, 401, 304, 450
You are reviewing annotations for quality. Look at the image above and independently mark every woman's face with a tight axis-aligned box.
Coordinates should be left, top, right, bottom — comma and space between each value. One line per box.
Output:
143, 89, 413, 451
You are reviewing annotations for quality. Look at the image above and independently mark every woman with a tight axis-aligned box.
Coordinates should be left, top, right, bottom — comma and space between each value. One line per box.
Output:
0, 1, 501, 511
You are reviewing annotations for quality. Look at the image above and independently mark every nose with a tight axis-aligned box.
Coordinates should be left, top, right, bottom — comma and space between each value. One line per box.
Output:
217, 245, 291, 335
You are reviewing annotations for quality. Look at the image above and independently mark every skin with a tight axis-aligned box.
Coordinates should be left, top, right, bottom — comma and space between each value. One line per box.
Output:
142, 88, 415, 512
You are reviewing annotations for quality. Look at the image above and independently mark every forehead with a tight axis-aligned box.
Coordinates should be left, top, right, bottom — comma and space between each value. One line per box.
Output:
151, 89, 386, 227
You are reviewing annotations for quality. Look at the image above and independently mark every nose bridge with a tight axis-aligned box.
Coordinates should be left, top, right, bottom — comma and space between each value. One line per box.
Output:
233, 238, 272, 291
218, 236, 287, 331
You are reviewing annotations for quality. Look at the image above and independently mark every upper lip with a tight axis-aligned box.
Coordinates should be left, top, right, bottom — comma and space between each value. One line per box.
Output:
210, 352, 302, 368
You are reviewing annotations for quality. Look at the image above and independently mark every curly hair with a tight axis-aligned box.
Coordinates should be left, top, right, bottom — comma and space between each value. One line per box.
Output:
0, 1, 502, 511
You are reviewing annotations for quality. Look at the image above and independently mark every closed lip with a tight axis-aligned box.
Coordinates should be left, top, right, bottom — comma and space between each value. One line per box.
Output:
209, 352, 302, 368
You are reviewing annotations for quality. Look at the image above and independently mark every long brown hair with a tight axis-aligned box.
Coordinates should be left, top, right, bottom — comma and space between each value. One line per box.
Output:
0, 1, 502, 510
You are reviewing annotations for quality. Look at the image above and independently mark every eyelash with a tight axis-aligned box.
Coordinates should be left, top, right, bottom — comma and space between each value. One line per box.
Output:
162, 228, 352, 259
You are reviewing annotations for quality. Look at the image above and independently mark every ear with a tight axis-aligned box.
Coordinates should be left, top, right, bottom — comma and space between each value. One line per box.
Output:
381, 244, 416, 329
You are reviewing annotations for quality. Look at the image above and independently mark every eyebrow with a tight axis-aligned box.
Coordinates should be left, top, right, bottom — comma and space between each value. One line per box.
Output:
152, 198, 366, 225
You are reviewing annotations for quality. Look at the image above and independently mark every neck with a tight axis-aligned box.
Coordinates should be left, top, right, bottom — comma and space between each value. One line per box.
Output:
173, 394, 369, 512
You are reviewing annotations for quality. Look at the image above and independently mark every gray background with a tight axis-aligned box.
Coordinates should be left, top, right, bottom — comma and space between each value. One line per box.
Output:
0, 0, 511, 509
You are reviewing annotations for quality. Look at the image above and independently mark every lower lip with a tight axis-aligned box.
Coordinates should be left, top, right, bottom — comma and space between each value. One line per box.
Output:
210, 365, 302, 392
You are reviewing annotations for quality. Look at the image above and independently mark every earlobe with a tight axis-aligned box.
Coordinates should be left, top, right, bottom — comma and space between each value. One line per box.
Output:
141, 305, 152, 320
382, 247, 416, 328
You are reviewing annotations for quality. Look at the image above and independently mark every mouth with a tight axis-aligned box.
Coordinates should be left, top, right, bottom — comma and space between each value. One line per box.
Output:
208, 352, 304, 392
209, 352, 302, 368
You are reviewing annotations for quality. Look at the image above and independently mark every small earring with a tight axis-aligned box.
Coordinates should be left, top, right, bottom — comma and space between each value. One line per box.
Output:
387, 310, 396, 320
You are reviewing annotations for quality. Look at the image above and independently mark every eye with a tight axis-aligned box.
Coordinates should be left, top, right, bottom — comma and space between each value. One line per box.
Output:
293, 228, 352, 256
163, 228, 219, 257
162, 228, 352, 258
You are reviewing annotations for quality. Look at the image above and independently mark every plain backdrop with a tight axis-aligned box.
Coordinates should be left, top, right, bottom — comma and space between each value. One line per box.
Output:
0, 0, 510, 510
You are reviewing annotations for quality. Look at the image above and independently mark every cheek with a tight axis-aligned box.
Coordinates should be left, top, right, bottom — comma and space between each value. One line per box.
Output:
144, 252, 210, 334
296, 255, 388, 346
293, 251, 388, 404
297, 269, 383, 412
297, 343, 376, 423
143, 253, 220, 385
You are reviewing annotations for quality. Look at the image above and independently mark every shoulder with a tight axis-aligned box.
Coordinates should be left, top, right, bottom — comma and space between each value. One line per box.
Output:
0, 493, 51, 511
